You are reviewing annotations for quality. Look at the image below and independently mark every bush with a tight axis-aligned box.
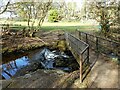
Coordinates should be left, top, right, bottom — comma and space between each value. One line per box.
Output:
48, 9, 59, 22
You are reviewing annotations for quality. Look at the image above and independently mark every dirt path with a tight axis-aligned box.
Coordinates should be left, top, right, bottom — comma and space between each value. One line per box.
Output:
73, 50, 119, 88
87, 53, 119, 88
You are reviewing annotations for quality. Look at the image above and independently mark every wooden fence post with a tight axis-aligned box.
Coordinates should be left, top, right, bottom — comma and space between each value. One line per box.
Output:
79, 54, 83, 83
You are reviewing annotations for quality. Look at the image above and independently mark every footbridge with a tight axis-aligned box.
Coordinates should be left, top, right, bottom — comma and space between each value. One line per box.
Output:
65, 30, 120, 83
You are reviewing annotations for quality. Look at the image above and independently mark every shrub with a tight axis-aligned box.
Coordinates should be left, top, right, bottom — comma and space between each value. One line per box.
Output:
48, 9, 59, 22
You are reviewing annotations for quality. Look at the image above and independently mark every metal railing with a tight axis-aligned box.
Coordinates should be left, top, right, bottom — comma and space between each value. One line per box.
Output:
75, 30, 120, 57
65, 32, 89, 83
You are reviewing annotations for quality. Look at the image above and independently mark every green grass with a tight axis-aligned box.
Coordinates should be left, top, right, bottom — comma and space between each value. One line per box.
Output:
8, 25, 98, 33
9, 26, 27, 30
0, 20, 98, 32
41, 25, 98, 32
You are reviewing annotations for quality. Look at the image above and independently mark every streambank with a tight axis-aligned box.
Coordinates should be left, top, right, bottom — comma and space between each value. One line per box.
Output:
1, 30, 82, 88
1, 47, 82, 88
1, 30, 65, 55
1, 30, 66, 64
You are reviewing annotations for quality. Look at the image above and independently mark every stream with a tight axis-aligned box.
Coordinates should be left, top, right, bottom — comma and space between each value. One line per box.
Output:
1, 48, 79, 80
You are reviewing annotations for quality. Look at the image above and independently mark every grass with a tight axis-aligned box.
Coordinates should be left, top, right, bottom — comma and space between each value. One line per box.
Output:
0, 20, 99, 32
41, 22, 98, 32
41, 25, 98, 32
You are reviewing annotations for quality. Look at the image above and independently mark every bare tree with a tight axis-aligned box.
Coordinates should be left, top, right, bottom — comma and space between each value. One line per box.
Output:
0, 0, 10, 14
12, 1, 52, 37
37, 1, 52, 28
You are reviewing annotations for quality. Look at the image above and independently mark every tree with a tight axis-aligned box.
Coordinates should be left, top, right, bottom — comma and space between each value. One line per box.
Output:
4, 0, 52, 37
51, 1, 79, 22
48, 9, 59, 22
85, 0, 119, 37
14, 1, 52, 37
15, 1, 52, 30
37, 1, 52, 28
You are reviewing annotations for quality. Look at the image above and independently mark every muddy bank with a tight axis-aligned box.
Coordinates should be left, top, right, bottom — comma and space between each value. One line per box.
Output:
2, 69, 66, 88
1, 30, 66, 65
2, 69, 81, 88
1, 30, 65, 55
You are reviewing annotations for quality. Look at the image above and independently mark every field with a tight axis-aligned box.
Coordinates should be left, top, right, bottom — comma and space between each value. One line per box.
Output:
0, 20, 99, 32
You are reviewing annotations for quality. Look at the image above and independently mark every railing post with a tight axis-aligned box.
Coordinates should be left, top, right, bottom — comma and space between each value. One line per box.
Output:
65, 33, 69, 46
86, 34, 88, 44
87, 46, 89, 64
75, 30, 79, 39
96, 37, 99, 56
79, 54, 83, 83
79, 31, 81, 40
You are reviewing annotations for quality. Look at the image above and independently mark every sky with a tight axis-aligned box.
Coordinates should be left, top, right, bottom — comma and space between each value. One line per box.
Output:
65, 0, 83, 9
0, 0, 83, 18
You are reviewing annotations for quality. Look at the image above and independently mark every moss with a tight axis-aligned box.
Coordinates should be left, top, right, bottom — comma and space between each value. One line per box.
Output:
57, 40, 67, 52
17, 44, 23, 49
24, 44, 31, 50
8, 48, 16, 53
2, 47, 8, 53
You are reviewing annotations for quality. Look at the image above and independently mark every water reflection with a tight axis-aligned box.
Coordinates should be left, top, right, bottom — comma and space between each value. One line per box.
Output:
1, 56, 30, 80
1, 48, 76, 80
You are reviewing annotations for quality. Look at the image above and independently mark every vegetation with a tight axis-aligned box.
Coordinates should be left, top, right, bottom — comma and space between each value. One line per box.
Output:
86, 0, 120, 38
0, 0, 119, 40
48, 9, 59, 22
41, 25, 97, 32
0, 21, 98, 32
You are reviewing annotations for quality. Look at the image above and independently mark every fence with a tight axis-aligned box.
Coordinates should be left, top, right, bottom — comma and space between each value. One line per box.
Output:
75, 30, 120, 57
65, 32, 89, 83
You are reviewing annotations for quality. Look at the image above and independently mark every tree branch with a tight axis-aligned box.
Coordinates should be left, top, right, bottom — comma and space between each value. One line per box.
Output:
0, 0, 10, 14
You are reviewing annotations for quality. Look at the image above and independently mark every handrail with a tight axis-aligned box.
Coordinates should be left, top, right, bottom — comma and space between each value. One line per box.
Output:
70, 33, 89, 46
76, 30, 120, 44
76, 30, 120, 56
65, 32, 89, 83
81, 45, 89, 55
